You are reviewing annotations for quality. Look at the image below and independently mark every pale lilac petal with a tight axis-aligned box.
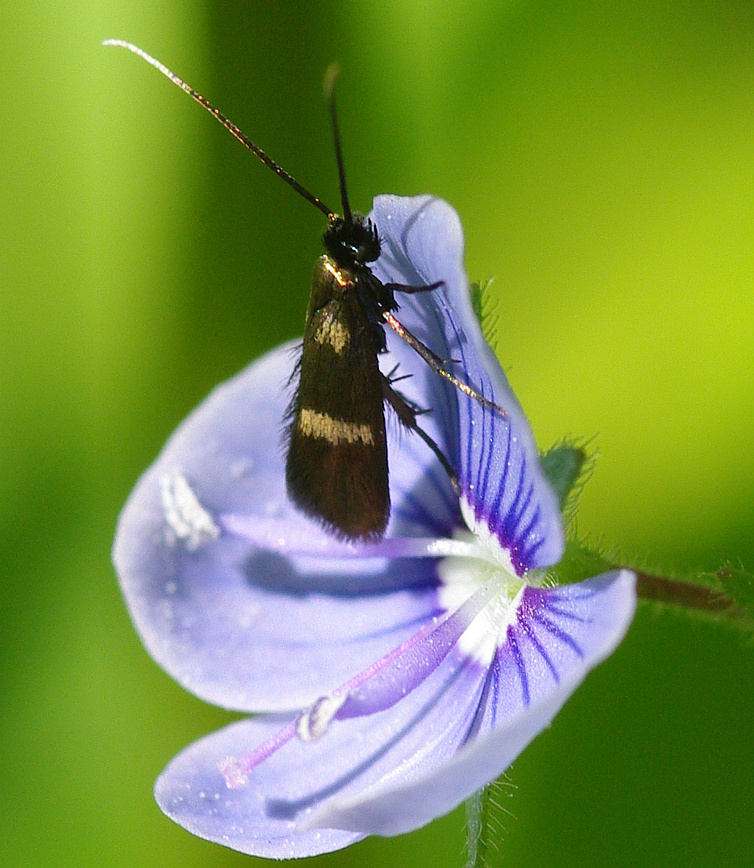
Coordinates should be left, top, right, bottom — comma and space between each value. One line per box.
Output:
155, 642, 491, 856
154, 716, 363, 859
113, 344, 453, 712
156, 571, 634, 851
371, 195, 564, 574
309, 570, 636, 834
332, 581, 497, 721
220, 516, 475, 561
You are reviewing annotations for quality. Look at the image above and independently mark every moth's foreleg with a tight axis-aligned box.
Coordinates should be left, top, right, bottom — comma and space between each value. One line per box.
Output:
380, 373, 459, 496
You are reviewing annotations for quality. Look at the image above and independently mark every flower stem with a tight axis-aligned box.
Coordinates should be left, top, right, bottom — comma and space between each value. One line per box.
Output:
633, 569, 740, 618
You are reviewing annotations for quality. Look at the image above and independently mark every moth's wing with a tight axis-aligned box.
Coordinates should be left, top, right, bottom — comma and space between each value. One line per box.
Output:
286, 268, 388, 540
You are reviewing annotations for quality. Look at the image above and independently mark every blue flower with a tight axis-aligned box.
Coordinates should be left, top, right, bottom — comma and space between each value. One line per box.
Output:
113, 195, 636, 858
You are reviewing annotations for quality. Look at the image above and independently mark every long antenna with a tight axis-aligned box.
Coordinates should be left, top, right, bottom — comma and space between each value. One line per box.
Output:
323, 63, 352, 226
103, 40, 334, 218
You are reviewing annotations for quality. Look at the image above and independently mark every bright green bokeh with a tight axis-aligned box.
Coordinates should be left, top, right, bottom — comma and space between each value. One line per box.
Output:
3, 2, 752, 866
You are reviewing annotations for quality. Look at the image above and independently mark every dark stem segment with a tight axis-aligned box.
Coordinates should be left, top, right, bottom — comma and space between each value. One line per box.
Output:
632, 569, 741, 618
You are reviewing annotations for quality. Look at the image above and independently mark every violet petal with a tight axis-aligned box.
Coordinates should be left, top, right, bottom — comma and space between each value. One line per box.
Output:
155, 571, 634, 852
113, 344, 452, 712
371, 195, 564, 573
309, 570, 636, 834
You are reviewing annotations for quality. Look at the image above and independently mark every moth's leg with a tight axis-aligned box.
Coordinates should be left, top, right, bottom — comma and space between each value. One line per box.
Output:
384, 279, 444, 294
382, 311, 507, 418
380, 373, 459, 496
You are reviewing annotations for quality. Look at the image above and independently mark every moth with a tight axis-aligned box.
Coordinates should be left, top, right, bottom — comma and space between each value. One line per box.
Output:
105, 41, 504, 540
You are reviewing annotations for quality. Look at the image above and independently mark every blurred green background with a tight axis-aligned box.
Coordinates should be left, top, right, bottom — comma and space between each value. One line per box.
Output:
3, 1, 753, 865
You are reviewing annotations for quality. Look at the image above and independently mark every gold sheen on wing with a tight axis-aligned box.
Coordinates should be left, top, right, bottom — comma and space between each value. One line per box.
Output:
297, 408, 376, 446
313, 312, 350, 354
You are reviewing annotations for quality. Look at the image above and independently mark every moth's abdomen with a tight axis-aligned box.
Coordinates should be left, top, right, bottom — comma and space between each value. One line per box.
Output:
286, 260, 389, 539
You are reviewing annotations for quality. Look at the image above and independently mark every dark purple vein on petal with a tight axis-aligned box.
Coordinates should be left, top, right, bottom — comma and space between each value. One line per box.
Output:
540, 602, 592, 623
489, 423, 513, 520
517, 612, 560, 685
505, 626, 530, 707
528, 610, 585, 659
499, 460, 527, 544
511, 481, 535, 541
520, 518, 545, 565
477, 375, 496, 506
460, 654, 499, 746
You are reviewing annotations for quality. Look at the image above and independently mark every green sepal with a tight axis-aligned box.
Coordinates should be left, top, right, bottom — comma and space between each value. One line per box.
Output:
540, 443, 587, 511
710, 563, 754, 616
549, 539, 614, 586
540, 439, 595, 532
469, 278, 498, 347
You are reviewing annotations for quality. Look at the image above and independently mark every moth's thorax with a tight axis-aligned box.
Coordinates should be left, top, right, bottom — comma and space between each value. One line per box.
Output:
307, 255, 361, 315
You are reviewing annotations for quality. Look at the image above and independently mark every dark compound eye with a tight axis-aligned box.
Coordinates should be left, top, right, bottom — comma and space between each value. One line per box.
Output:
323, 216, 380, 266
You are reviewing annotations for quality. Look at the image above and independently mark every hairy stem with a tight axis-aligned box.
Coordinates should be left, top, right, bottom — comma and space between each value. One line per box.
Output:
633, 569, 741, 618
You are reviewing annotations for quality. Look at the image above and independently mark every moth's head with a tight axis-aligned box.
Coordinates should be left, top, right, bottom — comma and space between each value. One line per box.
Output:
323, 213, 381, 266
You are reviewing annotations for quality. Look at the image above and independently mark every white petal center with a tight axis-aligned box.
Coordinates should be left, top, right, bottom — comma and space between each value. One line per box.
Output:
437, 500, 529, 665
